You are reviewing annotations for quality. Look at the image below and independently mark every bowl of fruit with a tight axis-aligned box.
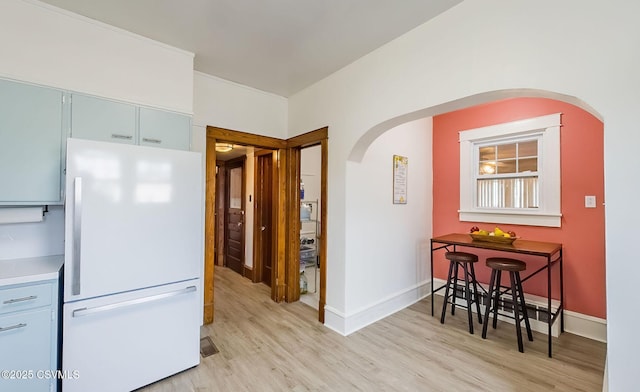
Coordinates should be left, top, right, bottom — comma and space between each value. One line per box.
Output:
469, 226, 518, 244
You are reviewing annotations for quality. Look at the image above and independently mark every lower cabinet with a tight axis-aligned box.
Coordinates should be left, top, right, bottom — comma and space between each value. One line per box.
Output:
0, 279, 60, 392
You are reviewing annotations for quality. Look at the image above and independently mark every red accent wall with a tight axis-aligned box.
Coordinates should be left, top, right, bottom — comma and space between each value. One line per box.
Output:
432, 97, 606, 319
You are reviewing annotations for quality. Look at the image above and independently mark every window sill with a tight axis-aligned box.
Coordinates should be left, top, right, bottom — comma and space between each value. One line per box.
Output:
459, 210, 561, 228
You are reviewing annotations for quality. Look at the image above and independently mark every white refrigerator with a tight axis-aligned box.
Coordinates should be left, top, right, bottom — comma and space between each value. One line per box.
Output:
62, 138, 203, 392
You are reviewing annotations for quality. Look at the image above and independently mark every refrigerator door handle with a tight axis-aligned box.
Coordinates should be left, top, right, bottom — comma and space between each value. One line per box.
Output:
72, 286, 197, 318
72, 177, 83, 295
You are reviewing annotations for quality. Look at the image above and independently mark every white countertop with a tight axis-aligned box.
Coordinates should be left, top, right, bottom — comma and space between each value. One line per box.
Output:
0, 255, 63, 287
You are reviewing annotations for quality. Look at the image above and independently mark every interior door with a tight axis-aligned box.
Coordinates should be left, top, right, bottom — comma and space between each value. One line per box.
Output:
255, 151, 274, 286
225, 160, 245, 275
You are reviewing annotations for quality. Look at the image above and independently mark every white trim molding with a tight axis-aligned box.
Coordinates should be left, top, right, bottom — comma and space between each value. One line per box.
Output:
459, 113, 562, 227
433, 278, 607, 342
324, 281, 431, 336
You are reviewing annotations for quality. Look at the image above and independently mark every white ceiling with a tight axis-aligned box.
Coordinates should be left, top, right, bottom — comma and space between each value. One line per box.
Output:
39, 0, 462, 97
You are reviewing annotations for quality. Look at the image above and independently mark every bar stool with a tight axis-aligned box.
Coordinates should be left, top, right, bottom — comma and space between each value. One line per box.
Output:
482, 257, 533, 353
440, 251, 483, 334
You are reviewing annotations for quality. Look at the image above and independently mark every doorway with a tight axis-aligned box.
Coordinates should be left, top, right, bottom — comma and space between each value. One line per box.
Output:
203, 126, 328, 324
299, 145, 322, 309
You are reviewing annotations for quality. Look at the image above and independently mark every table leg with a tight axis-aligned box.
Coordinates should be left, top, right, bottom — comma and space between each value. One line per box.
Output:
560, 249, 565, 333
430, 242, 434, 317
547, 256, 552, 358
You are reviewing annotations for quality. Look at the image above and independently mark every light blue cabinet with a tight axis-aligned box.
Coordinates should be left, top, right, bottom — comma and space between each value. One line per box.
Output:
70, 94, 137, 145
139, 107, 190, 150
0, 78, 191, 205
0, 79, 64, 205
71, 94, 191, 150
0, 278, 60, 392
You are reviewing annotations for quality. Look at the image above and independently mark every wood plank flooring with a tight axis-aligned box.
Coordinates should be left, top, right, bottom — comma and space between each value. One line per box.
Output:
139, 267, 606, 391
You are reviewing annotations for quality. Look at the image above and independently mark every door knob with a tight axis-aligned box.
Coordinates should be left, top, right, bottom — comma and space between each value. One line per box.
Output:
261, 226, 266, 231
237, 222, 242, 227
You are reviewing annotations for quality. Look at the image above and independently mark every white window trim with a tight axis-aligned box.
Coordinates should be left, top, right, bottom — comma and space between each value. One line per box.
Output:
459, 113, 562, 227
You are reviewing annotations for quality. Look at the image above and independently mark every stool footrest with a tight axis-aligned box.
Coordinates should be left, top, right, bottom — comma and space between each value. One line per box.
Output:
482, 264, 533, 353
440, 256, 483, 334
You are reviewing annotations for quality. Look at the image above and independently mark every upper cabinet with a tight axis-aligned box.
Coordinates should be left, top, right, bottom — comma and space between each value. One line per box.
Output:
139, 107, 190, 150
0, 79, 191, 206
71, 94, 136, 145
71, 94, 191, 151
0, 79, 64, 205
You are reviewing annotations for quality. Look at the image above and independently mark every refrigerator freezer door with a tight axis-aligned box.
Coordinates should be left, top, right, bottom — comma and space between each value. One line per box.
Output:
62, 280, 200, 392
64, 138, 203, 302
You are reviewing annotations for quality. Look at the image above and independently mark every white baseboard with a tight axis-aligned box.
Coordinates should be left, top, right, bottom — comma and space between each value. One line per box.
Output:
323, 281, 431, 336
433, 278, 607, 342
322, 278, 606, 343
323, 306, 347, 336
564, 310, 607, 343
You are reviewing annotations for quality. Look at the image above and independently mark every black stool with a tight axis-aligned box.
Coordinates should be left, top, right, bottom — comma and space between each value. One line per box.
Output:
482, 257, 533, 353
440, 251, 483, 334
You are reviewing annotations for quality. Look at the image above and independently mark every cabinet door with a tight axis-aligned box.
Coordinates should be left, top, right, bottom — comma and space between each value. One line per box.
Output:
0, 79, 63, 204
139, 107, 190, 150
71, 94, 136, 144
0, 308, 53, 392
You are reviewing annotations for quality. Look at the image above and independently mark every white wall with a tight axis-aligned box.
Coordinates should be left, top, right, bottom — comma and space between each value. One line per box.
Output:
193, 71, 288, 139
0, 0, 194, 113
325, 118, 432, 334
244, 151, 255, 269
288, 1, 639, 389
301, 145, 322, 203
0, 206, 64, 260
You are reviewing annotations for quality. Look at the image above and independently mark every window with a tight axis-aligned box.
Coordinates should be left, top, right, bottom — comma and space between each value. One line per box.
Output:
459, 113, 561, 227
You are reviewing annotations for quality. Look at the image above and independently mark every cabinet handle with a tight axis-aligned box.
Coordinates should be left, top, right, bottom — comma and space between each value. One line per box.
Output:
111, 134, 133, 140
0, 323, 27, 332
142, 137, 162, 144
3, 295, 37, 304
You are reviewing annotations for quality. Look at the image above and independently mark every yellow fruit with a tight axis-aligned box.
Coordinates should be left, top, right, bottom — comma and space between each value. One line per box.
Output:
478, 230, 488, 235
494, 227, 504, 236
472, 231, 480, 234
503, 233, 511, 238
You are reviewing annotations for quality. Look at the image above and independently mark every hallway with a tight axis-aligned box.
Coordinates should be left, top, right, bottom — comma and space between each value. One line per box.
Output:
140, 267, 606, 391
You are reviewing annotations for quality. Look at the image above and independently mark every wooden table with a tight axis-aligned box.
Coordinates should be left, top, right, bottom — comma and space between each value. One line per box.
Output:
430, 233, 563, 357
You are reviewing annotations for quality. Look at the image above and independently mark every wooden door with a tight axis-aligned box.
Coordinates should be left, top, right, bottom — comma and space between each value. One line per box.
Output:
225, 159, 245, 275
255, 151, 274, 286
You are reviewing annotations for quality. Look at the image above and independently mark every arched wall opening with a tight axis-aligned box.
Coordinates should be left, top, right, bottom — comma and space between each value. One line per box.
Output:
346, 89, 606, 329
348, 89, 602, 163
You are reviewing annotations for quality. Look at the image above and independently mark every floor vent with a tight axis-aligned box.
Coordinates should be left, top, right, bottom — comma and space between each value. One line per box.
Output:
200, 336, 219, 358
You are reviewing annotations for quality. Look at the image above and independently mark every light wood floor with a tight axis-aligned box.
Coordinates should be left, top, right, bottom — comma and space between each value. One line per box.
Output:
140, 267, 606, 391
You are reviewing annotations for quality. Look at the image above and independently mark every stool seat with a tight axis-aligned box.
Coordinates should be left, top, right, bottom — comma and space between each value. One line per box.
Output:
486, 257, 525, 272
445, 251, 479, 264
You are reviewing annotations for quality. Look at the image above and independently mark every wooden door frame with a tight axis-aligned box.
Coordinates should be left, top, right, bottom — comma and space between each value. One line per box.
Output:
286, 127, 328, 323
253, 149, 277, 285
204, 125, 328, 324
205, 127, 287, 323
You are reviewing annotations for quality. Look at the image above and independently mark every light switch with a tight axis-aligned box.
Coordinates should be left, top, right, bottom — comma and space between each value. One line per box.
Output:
585, 195, 597, 208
